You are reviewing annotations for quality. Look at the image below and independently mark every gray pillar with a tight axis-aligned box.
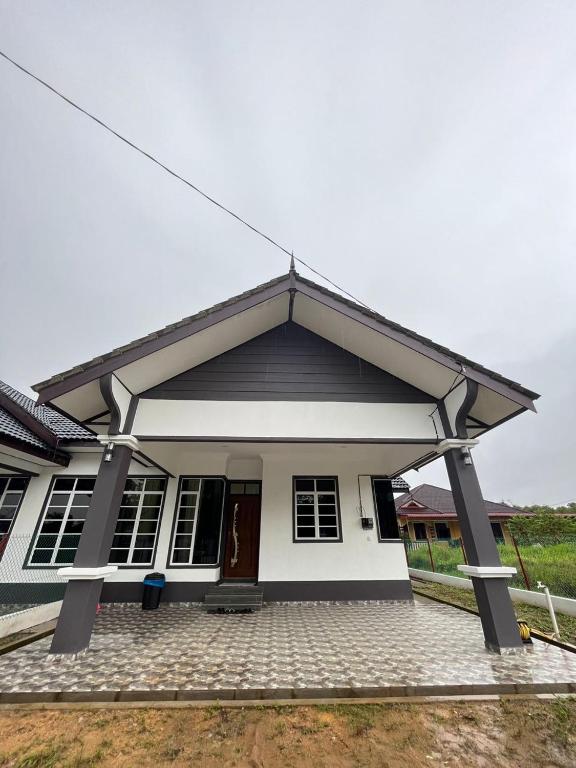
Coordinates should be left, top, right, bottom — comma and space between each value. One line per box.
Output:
444, 448, 522, 653
50, 444, 133, 655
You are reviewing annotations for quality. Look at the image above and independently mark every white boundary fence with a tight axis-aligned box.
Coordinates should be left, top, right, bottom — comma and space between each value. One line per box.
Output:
0, 601, 62, 639
409, 568, 576, 618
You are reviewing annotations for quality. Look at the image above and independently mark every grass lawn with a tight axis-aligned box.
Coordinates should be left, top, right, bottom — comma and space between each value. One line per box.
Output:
0, 700, 574, 768
405, 540, 576, 599
411, 579, 576, 644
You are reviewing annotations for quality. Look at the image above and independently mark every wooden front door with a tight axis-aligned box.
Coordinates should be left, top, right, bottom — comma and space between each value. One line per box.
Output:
222, 491, 261, 580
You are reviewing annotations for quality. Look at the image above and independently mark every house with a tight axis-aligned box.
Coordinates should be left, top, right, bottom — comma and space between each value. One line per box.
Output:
1, 267, 540, 655
0, 380, 95, 558
396, 484, 531, 544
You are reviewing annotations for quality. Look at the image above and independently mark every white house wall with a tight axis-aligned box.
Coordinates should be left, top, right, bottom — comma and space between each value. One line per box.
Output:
2, 445, 412, 601
258, 453, 409, 583
133, 400, 441, 441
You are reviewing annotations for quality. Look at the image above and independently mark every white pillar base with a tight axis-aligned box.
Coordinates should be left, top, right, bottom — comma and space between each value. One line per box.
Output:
457, 564, 516, 579
57, 566, 118, 580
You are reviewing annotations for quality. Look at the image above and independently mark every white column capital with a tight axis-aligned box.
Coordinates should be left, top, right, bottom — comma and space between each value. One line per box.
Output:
457, 564, 517, 579
435, 438, 479, 454
97, 434, 140, 452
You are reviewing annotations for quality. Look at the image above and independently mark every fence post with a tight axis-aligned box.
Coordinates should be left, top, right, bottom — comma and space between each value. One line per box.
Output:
459, 537, 468, 565
511, 533, 531, 590
426, 537, 435, 572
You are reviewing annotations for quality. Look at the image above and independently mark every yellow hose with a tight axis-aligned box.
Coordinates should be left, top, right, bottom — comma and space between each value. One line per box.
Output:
518, 620, 531, 642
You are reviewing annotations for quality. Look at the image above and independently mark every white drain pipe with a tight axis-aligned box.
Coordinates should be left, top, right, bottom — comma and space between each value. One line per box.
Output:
538, 581, 560, 639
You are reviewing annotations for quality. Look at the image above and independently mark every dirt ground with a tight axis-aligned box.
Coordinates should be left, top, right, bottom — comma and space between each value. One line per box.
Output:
0, 699, 574, 768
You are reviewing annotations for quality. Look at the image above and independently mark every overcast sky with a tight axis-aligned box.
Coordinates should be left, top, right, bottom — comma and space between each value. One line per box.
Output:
1, 2, 574, 505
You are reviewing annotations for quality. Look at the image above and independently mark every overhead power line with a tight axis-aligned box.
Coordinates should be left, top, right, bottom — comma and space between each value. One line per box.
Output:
0, 48, 373, 311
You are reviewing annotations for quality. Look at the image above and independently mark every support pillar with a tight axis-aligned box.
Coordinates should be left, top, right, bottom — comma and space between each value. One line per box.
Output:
444, 447, 523, 653
50, 440, 134, 655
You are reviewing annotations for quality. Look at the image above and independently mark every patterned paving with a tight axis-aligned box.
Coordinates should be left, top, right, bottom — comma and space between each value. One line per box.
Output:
1, 601, 575, 699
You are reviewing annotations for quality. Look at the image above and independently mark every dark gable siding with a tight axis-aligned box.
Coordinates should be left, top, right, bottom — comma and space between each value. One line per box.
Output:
141, 322, 435, 403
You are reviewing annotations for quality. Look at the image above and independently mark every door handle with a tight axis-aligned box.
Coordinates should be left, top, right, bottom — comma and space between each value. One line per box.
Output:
230, 503, 239, 567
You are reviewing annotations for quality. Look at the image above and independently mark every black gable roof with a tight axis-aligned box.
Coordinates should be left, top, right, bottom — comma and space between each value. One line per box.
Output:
0, 381, 94, 462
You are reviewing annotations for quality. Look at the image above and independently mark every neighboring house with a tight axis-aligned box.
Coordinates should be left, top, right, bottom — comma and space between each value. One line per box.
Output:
395, 484, 531, 544
1, 268, 540, 655
0, 380, 94, 555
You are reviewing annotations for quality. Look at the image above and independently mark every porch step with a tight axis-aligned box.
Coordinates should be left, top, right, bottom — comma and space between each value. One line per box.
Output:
203, 584, 263, 613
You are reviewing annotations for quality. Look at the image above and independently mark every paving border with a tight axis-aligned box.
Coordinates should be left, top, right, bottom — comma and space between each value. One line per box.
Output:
0, 692, 574, 712
1, 681, 575, 705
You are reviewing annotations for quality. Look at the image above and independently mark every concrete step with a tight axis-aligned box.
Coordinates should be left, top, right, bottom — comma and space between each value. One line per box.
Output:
204, 594, 262, 605
202, 584, 263, 613
205, 604, 262, 614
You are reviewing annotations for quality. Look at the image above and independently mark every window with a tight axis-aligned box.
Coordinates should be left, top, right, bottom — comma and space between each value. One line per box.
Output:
169, 478, 226, 566
30, 477, 96, 565
490, 521, 504, 542
372, 478, 400, 540
110, 478, 167, 565
413, 522, 428, 541
29, 476, 166, 567
229, 482, 260, 495
0, 476, 29, 556
434, 522, 451, 540
293, 477, 341, 541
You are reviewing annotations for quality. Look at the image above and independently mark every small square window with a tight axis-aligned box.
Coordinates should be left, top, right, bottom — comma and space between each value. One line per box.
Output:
110, 549, 129, 564
55, 549, 75, 564
293, 477, 341, 542
31, 549, 52, 564
122, 493, 140, 507
7, 478, 28, 491
76, 478, 96, 492
131, 549, 153, 564
49, 495, 70, 507
115, 520, 135, 534
53, 478, 75, 491
124, 478, 145, 492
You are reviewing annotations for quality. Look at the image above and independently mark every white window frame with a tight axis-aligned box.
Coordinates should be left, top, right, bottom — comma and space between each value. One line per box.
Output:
110, 478, 167, 567
293, 476, 342, 542
169, 477, 226, 566
29, 476, 166, 567
0, 475, 29, 546
29, 477, 96, 566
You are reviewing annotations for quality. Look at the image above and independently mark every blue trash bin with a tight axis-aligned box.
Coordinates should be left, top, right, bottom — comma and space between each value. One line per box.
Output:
142, 572, 166, 610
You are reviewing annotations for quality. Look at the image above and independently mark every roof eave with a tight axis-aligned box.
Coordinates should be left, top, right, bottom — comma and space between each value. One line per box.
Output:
32, 270, 539, 415
294, 276, 539, 411
0, 434, 70, 467
0, 389, 59, 447
34, 274, 293, 404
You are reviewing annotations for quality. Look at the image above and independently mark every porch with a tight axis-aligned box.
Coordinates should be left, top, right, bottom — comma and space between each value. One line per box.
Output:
1, 600, 575, 702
